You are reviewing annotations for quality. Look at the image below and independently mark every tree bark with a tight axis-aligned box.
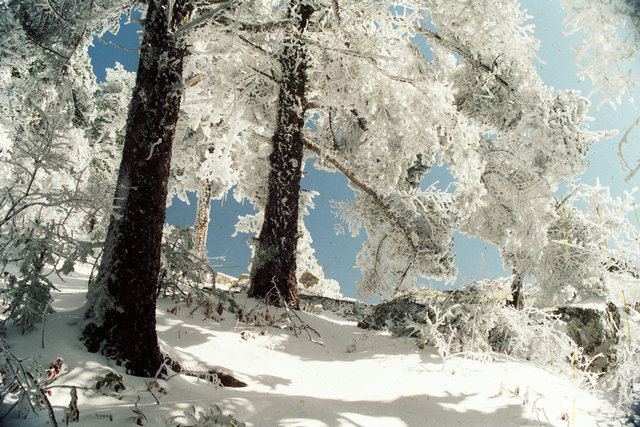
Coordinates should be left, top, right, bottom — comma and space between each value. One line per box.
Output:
248, 1, 314, 309
509, 269, 523, 309
193, 180, 213, 259
82, 0, 193, 377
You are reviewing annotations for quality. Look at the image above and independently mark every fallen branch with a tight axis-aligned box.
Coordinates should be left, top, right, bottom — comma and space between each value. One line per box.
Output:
161, 358, 247, 388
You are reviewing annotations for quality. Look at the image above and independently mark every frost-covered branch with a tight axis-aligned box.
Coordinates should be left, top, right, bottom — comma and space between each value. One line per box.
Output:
172, 1, 232, 38
98, 35, 139, 51
560, 0, 639, 109
618, 115, 640, 183
303, 137, 417, 254
420, 29, 511, 90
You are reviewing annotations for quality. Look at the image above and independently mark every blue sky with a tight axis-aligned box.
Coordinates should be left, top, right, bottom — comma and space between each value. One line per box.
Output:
88, 2, 640, 300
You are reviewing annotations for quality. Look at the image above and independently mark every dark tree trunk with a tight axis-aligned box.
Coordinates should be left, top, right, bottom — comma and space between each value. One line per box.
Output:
509, 269, 523, 309
248, 1, 313, 309
83, 0, 193, 377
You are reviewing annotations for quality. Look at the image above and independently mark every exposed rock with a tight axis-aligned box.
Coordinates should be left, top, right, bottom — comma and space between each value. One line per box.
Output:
357, 285, 499, 337
231, 274, 251, 291
215, 273, 236, 287
299, 270, 319, 288
554, 302, 621, 373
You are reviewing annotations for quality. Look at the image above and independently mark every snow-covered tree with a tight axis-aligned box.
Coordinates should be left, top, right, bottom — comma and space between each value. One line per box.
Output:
215, 0, 460, 305
82, 0, 200, 376
0, 1, 133, 329
204, 0, 616, 305
245, 0, 314, 308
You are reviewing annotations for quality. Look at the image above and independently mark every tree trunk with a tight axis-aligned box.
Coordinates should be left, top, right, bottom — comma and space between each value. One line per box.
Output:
82, 0, 193, 377
248, 1, 313, 309
193, 180, 213, 259
509, 269, 523, 309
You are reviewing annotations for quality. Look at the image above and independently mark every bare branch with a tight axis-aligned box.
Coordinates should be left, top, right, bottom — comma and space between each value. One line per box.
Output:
331, 0, 341, 22
248, 66, 278, 84
24, 33, 70, 60
236, 34, 270, 56
39, 389, 58, 427
172, 1, 233, 38
217, 15, 293, 33
299, 35, 391, 61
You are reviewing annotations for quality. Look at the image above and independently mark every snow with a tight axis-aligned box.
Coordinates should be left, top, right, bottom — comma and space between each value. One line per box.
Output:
1, 266, 627, 426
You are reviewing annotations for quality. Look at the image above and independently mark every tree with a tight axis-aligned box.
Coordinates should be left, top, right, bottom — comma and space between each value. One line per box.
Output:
0, 1, 132, 329
82, 0, 199, 376
192, 180, 214, 258
246, 0, 314, 308
403, 2, 620, 306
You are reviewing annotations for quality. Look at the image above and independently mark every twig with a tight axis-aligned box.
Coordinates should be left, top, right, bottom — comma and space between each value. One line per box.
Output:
40, 389, 58, 427
42, 384, 93, 391
41, 303, 48, 349
270, 285, 324, 346
0, 400, 22, 423
25, 34, 70, 61
145, 381, 160, 405
172, 2, 232, 38
618, 115, 640, 173
248, 66, 278, 84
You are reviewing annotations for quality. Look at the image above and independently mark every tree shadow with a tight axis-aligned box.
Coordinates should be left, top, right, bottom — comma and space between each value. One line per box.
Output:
156, 296, 439, 366
215, 389, 551, 427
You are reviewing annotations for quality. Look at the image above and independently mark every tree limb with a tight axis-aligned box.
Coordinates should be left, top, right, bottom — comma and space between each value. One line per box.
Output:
216, 15, 293, 33
45, 0, 70, 23
419, 29, 511, 90
24, 33, 70, 60
331, 0, 341, 22
303, 138, 417, 254
172, 1, 233, 38
618, 114, 640, 183
98, 36, 139, 51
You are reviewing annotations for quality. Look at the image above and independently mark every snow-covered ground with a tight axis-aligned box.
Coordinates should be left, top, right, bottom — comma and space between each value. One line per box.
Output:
0, 265, 631, 426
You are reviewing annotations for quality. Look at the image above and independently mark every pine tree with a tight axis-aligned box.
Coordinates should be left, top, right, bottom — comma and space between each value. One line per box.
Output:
83, 0, 195, 376
247, 0, 314, 308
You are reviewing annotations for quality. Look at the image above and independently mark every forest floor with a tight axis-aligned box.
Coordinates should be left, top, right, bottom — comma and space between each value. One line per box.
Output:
0, 264, 633, 426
